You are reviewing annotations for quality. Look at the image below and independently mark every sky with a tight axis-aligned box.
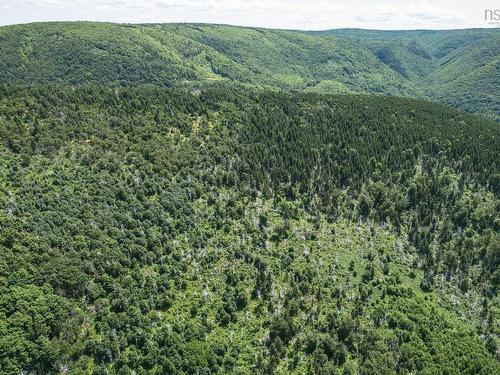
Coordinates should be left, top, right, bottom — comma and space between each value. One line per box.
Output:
0, 0, 499, 30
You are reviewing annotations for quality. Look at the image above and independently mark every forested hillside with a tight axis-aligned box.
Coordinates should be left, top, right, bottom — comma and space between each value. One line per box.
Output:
318, 28, 500, 121
0, 85, 498, 374
0, 22, 498, 120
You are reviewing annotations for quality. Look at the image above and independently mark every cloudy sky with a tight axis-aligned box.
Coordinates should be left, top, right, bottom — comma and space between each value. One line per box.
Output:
0, 0, 498, 29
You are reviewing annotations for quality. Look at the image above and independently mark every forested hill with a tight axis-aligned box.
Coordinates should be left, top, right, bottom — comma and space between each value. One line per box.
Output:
0, 85, 499, 374
314, 28, 500, 121
0, 22, 499, 120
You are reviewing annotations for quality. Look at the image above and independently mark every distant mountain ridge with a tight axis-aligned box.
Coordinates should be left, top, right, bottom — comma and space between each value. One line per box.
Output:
0, 22, 498, 120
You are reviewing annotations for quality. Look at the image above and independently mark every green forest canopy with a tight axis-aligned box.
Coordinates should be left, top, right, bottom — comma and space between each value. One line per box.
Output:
0, 85, 498, 374
0, 22, 499, 120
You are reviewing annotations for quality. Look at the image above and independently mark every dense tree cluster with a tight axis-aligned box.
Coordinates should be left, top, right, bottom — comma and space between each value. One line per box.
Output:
0, 22, 499, 120
0, 85, 498, 374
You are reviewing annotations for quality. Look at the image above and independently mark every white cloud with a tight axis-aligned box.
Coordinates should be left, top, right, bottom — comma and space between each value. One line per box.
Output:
27, 0, 71, 6
0, 0, 497, 29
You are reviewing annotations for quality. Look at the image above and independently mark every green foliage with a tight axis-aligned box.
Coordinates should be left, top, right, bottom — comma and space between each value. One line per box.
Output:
0, 86, 498, 373
0, 22, 498, 120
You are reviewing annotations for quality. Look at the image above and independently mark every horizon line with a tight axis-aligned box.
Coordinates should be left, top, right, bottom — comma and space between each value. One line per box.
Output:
0, 20, 498, 32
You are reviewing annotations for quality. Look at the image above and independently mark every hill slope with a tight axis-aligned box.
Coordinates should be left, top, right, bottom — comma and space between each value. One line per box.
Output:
0, 86, 498, 374
0, 22, 498, 120
318, 28, 500, 121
